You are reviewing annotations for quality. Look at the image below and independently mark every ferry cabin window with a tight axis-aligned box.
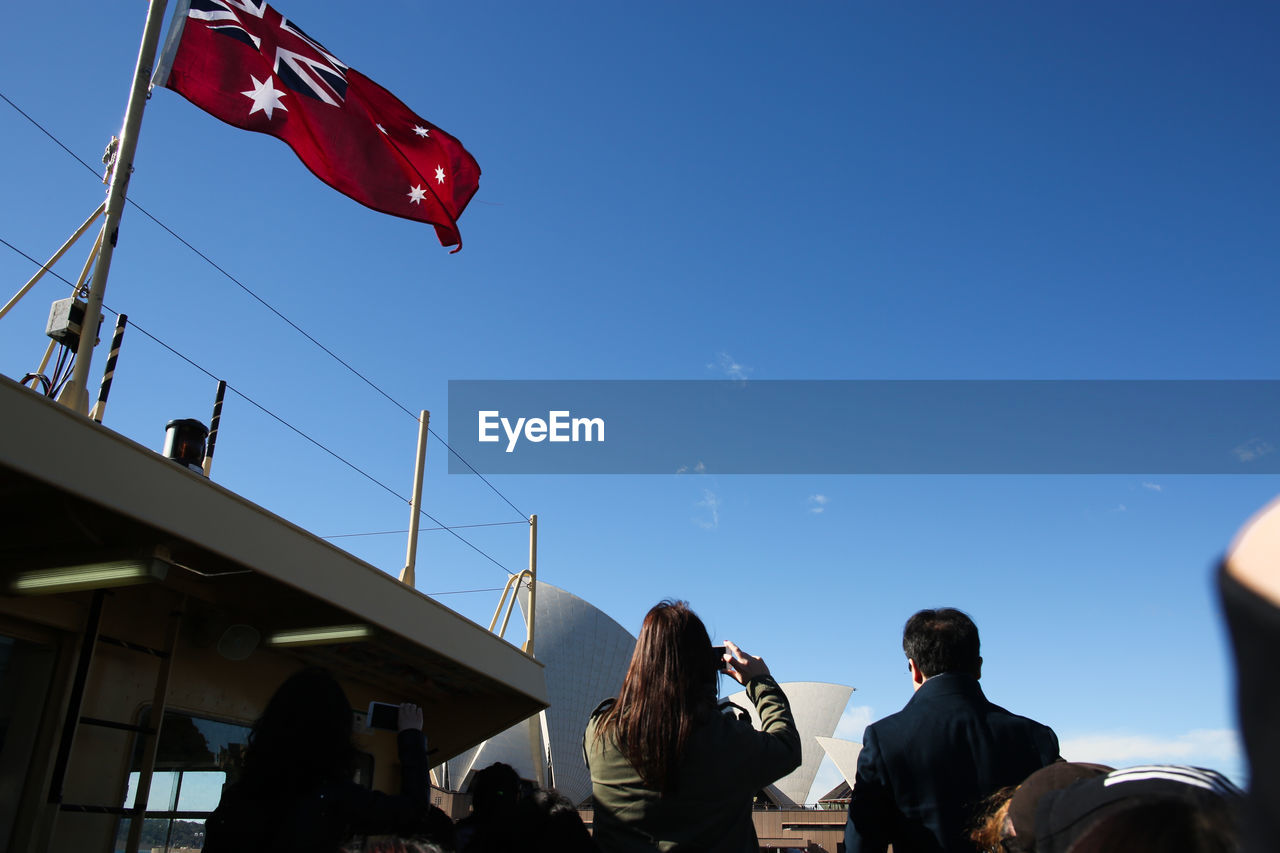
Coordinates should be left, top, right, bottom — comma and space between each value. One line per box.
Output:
115, 709, 250, 853
0, 634, 58, 850
115, 708, 376, 852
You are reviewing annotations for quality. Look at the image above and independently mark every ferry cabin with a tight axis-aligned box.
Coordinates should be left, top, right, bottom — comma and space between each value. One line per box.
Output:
0, 375, 549, 853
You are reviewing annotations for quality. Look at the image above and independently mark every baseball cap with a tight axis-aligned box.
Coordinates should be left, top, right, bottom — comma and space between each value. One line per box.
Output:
1032, 765, 1242, 853
1006, 762, 1113, 851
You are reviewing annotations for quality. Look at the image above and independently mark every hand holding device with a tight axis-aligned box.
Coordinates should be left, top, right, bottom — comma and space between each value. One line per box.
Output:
367, 701, 423, 732
721, 640, 771, 685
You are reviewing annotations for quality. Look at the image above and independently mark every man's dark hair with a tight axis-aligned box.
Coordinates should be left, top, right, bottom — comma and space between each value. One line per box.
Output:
469, 762, 521, 817
517, 788, 599, 853
902, 608, 981, 678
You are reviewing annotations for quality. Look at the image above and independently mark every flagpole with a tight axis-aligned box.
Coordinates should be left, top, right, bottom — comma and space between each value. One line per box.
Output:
58, 0, 171, 414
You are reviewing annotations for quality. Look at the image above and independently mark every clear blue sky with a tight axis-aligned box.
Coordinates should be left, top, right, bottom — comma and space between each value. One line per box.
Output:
4, 1, 1279, 797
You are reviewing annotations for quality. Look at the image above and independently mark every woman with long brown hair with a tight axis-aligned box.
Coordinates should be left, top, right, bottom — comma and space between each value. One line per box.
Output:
585, 600, 801, 852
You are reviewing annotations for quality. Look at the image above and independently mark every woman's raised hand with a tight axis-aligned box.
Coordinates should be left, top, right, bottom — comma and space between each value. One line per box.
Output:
396, 702, 423, 732
722, 640, 771, 685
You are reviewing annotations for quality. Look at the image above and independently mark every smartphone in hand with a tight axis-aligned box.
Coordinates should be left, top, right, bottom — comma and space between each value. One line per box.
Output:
367, 701, 399, 731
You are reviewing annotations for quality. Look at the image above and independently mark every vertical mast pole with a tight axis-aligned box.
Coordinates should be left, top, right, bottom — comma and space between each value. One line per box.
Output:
59, 0, 171, 413
524, 514, 538, 654
523, 514, 544, 785
400, 410, 430, 588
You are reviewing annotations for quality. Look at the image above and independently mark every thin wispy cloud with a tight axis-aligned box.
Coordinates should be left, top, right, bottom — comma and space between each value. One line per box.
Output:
1060, 729, 1242, 773
808, 494, 829, 514
708, 351, 752, 381
675, 461, 707, 475
1111, 503, 1128, 513
1142, 482, 1163, 492
1233, 438, 1274, 463
694, 489, 721, 530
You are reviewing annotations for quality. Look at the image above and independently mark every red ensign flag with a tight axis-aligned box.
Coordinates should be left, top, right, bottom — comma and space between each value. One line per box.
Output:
159, 0, 480, 250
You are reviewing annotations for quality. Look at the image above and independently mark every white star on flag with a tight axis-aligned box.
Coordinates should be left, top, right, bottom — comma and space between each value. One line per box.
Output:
242, 75, 287, 119
434, 165, 446, 184
413, 125, 430, 138
407, 185, 427, 205
377, 123, 387, 134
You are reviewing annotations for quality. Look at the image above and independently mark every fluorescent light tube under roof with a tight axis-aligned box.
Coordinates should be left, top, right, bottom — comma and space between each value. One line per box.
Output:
268, 624, 372, 646
10, 558, 168, 594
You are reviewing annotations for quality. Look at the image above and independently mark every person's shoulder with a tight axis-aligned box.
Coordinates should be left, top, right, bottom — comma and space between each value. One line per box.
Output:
204, 781, 275, 851
981, 701, 1059, 749
982, 698, 1053, 730
881, 676, 986, 730
584, 698, 615, 743
209, 780, 265, 817
872, 709, 935, 762
862, 708, 895, 733
1011, 712, 1056, 742
587, 697, 615, 730
867, 694, 921, 732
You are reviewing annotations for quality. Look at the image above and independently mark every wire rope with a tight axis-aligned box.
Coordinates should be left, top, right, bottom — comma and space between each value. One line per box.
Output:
1, 88, 529, 523
0, 235, 518, 576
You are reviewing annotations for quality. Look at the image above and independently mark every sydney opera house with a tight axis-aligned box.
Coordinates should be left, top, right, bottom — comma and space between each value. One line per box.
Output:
434, 581, 862, 851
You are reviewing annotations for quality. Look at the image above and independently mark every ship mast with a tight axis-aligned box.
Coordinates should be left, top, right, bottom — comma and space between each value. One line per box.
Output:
59, 0, 171, 413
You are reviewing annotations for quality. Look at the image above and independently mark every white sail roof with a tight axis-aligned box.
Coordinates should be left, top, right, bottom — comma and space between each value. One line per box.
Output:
725, 681, 855, 805
445, 580, 636, 805
816, 735, 864, 788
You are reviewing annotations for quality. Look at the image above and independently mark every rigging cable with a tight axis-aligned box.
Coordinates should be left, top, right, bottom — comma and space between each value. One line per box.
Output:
0, 235, 519, 577
106, 307, 521, 577
322, 520, 530, 539
0, 88, 528, 522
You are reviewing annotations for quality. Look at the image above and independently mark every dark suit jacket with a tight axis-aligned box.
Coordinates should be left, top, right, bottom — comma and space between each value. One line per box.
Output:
845, 673, 1059, 853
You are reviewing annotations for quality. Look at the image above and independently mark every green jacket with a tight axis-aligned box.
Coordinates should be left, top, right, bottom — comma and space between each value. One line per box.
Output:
584, 676, 802, 852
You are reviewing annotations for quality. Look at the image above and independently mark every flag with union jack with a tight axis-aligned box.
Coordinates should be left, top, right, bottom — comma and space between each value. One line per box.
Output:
156, 0, 480, 250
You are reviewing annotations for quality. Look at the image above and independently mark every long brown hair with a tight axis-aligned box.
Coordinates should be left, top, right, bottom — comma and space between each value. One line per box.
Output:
595, 600, 718, 792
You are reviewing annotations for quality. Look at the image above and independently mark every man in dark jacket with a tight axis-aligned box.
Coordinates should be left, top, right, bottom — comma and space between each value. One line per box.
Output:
845, 608, 1059, 853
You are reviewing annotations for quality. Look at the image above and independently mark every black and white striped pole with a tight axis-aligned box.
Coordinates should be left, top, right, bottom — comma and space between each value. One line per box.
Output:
89, 314, 128, 424
202, 380, 227, 477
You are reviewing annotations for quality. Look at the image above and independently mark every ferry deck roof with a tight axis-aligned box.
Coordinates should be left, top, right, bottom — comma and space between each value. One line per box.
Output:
0, 376, 547, 761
